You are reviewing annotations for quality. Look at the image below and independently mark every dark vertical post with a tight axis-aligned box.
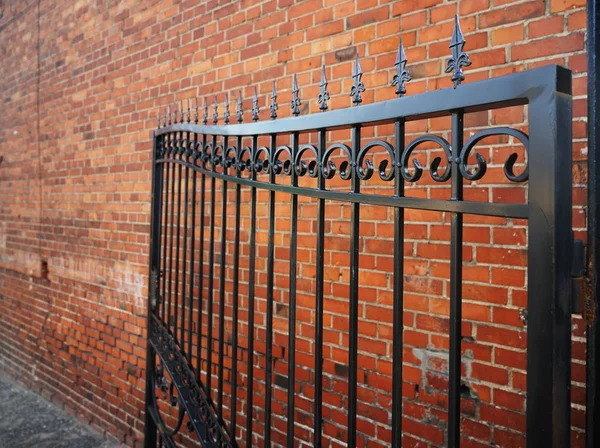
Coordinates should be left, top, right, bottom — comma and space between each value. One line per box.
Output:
246, 135, 258, 448
448, 111, 464, 448
181, 131, 190, 350
347, 125, 361, 448
264, 134, 276, 448
314, 130, 326, 448
174, 131, 183, 339
526, 67, 572, 448
391, 119, 405, 448
196, 134, 208, 382
587, 1, 600, 446
286, 132, 299, 447
144, 133, 162, 448
207, 135, 217, 397
231, 135, 242, 438
187, 130, 198, 360
218, 135, 228, 418
167, 132, 177, 330
161, 135, 171, 322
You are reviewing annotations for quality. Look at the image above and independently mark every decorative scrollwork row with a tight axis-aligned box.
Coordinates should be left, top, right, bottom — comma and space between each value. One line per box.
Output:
158, 127, 529, 183
150, 318, 234, 448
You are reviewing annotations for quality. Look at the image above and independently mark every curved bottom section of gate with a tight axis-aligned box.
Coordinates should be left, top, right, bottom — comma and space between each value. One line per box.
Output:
148, 316, 234, 448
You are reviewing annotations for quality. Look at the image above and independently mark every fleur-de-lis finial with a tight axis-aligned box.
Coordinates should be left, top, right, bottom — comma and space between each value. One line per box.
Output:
350, 52, 365, 106
173, 102, 179, 124
252, 87, 259, 122
318, 65, 330, 112
270, 81, 278, 120
291, 74, 301, 117
168, 104, 172, 126
391, 38, 411, 97
180, 101, 184, 124
187, 99, 191, 123
445, 14, 471, 88
194, 98, 199, 124
213, 96, 218, 125
157, 110, 161, 129
203, 98, 208, 125
162, 108, 167, 128
237, 90, 243, 123
224, 93, 230, 125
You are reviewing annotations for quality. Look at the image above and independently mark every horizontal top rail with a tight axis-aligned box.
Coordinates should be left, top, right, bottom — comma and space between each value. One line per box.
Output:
154, 64, 570, 138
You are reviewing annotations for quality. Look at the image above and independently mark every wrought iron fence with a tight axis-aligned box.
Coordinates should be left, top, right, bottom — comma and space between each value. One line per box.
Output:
145, 15, 573, 448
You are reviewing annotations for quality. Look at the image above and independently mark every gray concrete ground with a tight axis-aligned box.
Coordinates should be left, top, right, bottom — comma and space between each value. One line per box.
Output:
0, 375, 116, 448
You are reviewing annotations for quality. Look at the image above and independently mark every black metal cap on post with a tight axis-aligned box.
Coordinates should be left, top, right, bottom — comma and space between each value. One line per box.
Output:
252, 87, 259, 122
224, 93, 230, 125
392, 38, 411, 97
237, 90, 243, 124
270, 81, 278, 120
318, 65, 330, 112
350, 52, 365, 106
291, 74, 301, 117
213, 96, 218, 125
445, 14, 471, 88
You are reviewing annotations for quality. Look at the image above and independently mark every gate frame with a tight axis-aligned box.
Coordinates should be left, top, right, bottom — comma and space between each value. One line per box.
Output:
145, 56, 574, 448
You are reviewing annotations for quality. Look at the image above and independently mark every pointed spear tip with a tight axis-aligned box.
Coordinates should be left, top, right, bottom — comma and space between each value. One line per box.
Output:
450, 14, 465, 46
395, 37, 407, 64
353, 51, 362, 76
292, 73, 298, 89
320, 65, 327, 84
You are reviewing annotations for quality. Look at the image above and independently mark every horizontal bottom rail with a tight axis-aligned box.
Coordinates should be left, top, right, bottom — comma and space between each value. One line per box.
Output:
148, 316, 234, 448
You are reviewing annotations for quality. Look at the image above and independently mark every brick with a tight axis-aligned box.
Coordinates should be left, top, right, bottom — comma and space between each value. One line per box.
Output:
512, 34, 585, 61
550, 0, 586, 13
479, 1, 544, 29
491, 24, 524, 46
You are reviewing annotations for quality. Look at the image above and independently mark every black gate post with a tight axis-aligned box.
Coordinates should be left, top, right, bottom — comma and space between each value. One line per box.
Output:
526, 66, 573, 448
144, 132, 162, 448
586, 1, 600, 446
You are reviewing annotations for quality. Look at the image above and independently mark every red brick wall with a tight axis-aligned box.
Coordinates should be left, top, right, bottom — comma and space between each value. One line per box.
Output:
0, 0, 588, 447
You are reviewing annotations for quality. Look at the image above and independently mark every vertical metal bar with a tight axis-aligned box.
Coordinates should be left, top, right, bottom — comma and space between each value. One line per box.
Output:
231, 135, 242, 438
314, 130, 326, 448
448, 111, 464, 448
196, 133, 207, 382
207, 135, 217, 396
181, 132, 190, 350
218, 135, 228, 417
246, 135, 258, 448
347, 125, 361, 448
526, 68, 572, 448
167, 132, 177, 330
174, 131, 183, 339
391, 120, 405, 448
264, 133, 276, 448
587, 1, 600, 446
286, 132, 299, 447
188, 131, 198, 360
161, 135, 171, 322
144, 133, 162, 448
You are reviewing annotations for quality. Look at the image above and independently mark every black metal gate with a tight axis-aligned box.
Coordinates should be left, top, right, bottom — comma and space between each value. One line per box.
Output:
144, 16, 579, 448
